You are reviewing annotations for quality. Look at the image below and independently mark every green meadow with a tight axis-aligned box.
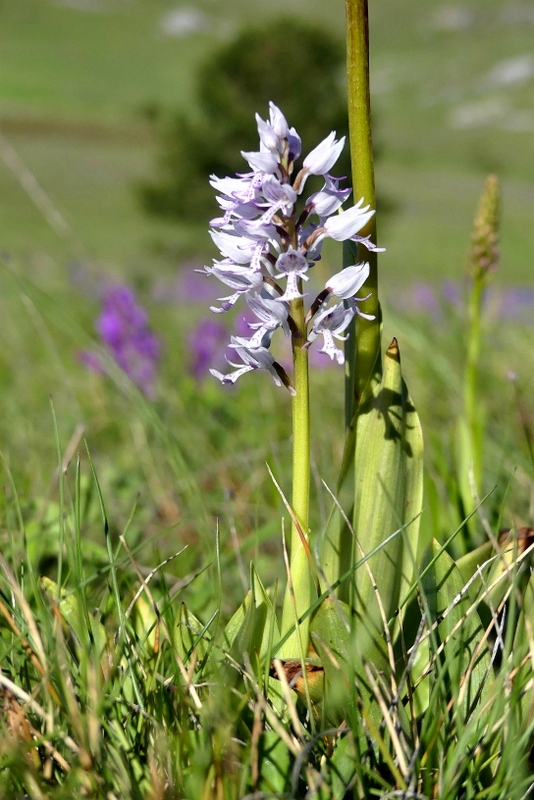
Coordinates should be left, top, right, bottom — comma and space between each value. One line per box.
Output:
1, 0, 533, 280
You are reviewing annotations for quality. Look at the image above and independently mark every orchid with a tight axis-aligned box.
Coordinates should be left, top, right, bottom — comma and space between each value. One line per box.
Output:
203, 101, 380, 391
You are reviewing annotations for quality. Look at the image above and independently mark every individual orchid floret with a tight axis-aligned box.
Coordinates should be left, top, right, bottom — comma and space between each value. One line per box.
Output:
305, 302, 356, 365
210, 229, 266, 265
326, 263, 370, 299
305, 175, 352, 220
211, 339, 295, 394
274, 247, 310, 302
303, 131, 346, 177
269, 102, 289, 139
306, 263, 372, 323
240, 150, 280, 174
260, 175, 297, 219
203, 263, 264, 313
322, 199, 375, 242
209, 173, 261, 203
255, 113, 280, 152
234, 218, 278, 244
237, 292, 291, 347
287, 127, 302, 165
255, 103, 290, 155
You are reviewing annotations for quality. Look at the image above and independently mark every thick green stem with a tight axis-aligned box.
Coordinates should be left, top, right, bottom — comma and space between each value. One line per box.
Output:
321, 0, 382, 598
279, 294, 313, 659
346, 0, 381, 407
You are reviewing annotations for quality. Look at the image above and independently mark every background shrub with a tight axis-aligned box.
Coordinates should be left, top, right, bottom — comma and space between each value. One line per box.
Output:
140, 18, 351, 221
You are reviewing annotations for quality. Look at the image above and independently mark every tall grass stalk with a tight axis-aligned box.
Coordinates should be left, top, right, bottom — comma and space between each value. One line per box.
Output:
346, 0, 380, 409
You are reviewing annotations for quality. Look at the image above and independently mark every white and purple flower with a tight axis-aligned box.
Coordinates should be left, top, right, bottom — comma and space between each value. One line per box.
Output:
202, 102, 380, 391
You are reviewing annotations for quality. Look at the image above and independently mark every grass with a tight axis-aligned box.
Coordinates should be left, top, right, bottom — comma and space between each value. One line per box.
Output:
0, 2, 533, 795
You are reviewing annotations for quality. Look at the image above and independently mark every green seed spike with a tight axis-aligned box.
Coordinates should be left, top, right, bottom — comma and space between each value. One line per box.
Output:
460, 175, 501, 514
466, 174, 500, 280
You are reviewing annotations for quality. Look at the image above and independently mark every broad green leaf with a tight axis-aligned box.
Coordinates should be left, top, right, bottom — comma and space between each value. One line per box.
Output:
223, 565, 280, 665
257, 731, 291, 794
351, 338, 425, 663
309, 597, 357, 724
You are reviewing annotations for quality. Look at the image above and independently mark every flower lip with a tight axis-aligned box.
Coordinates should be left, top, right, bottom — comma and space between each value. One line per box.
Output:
305, 301, 355, 365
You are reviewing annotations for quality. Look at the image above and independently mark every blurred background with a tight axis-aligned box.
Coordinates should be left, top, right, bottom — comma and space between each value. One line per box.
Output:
1, 0, 533, 288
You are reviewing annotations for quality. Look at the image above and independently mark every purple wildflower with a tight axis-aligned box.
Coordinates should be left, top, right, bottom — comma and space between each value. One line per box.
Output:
498, 286, 534, 321
442, 280, 463, 309
80, 285, 160, 398
78, 350, 103, 375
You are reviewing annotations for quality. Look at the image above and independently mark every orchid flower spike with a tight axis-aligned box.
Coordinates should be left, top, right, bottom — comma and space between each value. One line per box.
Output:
202, 102, 381, 390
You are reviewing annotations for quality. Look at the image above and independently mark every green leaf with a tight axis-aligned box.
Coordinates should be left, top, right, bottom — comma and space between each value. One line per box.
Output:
40, 575, 109, 667
223, 565, 280, 666
420, 540, 492, 722
309, 597, 357, 723
257, 731, 291, 794
174, 602, 211, 666
512, 561, 534, 726
350, 338, 425, 663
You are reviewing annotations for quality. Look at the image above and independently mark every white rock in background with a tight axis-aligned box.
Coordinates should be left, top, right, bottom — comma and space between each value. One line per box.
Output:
486, 55, 534, 87
448, 98, 507, 129
160, 7, 208, 37
428, 6, 474, 31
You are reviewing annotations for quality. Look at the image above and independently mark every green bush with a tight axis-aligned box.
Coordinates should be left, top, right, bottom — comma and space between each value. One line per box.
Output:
140, 18, 350, 221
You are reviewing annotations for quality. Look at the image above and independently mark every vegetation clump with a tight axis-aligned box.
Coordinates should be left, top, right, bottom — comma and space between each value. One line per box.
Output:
140, 18, 350, 221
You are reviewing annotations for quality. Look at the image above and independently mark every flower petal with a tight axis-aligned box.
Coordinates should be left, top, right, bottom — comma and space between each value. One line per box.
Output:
326, 263, 370, 299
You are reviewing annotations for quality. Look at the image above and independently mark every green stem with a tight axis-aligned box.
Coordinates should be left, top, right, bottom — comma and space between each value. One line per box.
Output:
321, 0, 381, 600
322, 0, 381, 598
346, 0, 380, 407
464, 275, 484, 489
279, 294, 313, 659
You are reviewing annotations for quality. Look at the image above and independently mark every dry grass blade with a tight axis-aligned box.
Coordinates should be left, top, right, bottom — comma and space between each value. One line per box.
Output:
363, 662, 410, 780
0, 672, 79, 757
0, 558, 61, 706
